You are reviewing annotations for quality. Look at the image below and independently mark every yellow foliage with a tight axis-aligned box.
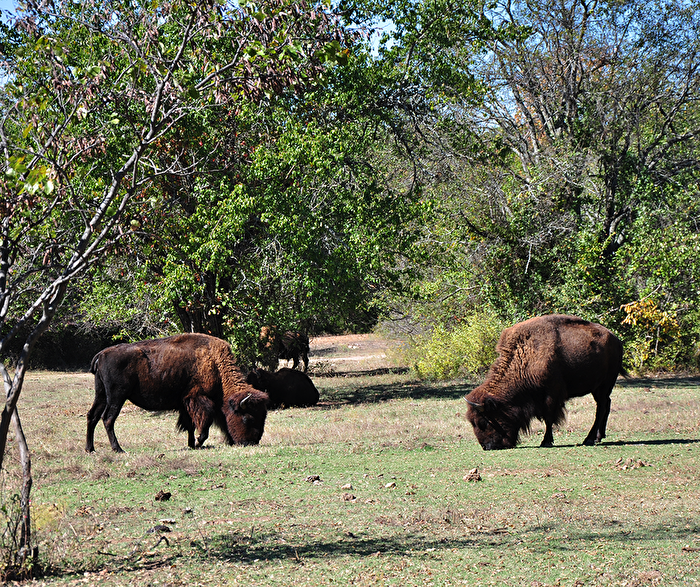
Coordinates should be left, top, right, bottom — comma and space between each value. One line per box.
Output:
621, 298, 679, 335
622, 298, 681, 370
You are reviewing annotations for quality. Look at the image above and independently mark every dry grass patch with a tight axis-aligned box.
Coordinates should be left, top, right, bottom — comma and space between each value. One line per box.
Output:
1, 339, 700, 585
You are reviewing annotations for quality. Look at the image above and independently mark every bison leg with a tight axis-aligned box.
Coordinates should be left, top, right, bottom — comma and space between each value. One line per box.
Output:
101, 400, 127, 453
184, 394, 216, 448
177, 411, 197, 449
85, 388, 107, 453
541, 422, 555, 447
302, 352, 309, 372
583, 391, 612, 446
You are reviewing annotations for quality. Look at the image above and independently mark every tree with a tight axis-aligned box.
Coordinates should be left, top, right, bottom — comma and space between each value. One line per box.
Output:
466, 0, 700, 311
88, 20, 439, 362
332, 0, 700, 373
0, 0, 346, 568
394, 0, 700, 328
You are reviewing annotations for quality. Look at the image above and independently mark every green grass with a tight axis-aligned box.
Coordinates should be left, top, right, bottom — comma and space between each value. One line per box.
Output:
2, 370, 700, 586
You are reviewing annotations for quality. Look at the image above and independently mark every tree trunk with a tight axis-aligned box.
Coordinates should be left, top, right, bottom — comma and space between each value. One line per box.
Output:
11, 408, 36, 566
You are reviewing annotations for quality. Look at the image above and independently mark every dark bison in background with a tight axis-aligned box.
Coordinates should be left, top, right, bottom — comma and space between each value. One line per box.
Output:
86, 333, 269, 453
246, 367, 320, 409
464, 314, 625, 450
259, 326, 310, 372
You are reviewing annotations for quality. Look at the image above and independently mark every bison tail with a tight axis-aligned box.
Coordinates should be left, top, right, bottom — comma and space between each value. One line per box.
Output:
89, 352, 101, 374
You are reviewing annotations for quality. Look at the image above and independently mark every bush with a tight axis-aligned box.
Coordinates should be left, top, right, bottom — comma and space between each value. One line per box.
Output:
620, 299, 700, 373
0, 492, 38, 581
402, 313, 506, 381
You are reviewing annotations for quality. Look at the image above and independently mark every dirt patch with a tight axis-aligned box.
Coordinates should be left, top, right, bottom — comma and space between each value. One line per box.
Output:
305, 333, 403, 375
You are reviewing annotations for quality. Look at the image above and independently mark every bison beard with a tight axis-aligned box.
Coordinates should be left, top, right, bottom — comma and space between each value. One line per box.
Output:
464, 314, 625, 450
85, 334, 268, 453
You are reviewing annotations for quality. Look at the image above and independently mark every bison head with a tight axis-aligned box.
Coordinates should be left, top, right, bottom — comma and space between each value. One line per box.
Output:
224, 389, 269, 445
464, 391, 520, 450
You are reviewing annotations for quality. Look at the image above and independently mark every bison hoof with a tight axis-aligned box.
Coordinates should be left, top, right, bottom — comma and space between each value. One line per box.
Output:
540, 440, 554, 448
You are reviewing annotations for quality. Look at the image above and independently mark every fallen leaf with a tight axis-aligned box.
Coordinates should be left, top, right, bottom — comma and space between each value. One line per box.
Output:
464, 468, 481, 482
154, 490, 171, 502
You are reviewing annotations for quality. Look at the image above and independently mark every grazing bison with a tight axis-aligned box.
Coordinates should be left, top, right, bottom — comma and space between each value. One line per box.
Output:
246, 367, 320, 409
86, 333, 268, 453
259, 326, 310, 372
464, 314, 624, 450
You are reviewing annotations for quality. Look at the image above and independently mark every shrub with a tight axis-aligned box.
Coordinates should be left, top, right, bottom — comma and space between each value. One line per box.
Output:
0, 492, 38, 581
620, 298, 700, 373
403, 313, 506, 380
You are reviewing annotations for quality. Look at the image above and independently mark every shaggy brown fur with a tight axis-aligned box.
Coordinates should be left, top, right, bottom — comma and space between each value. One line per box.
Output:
465, 314, 624, 450
259, 327, 310, 372
246, 367, 320, 409
86, 333, 268, 453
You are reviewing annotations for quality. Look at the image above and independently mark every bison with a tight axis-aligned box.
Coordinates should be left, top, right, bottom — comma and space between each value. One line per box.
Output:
259, 326, 310, 372
246, 367, 320, 409
86, 333, 269, 453
464, 314, 624, 450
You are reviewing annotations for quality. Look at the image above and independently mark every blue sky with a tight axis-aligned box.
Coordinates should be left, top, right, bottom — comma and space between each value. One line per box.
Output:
0, 0, 16, 18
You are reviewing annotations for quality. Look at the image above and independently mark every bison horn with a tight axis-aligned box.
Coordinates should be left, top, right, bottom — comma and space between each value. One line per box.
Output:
464, 398, 484, 411
239, 393, 252, 407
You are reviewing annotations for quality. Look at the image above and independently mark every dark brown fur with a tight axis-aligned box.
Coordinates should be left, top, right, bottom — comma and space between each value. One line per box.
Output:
259, 327, 310, 372
465, 314, 624, 450
86, 333, 268, 453
246, 367, 320, 409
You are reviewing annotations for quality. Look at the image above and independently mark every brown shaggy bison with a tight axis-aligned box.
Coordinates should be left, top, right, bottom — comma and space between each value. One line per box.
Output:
246, 367, 320, 409
86, 333, 268, 453
464, 314, 624, 450
259, 326, 310, 372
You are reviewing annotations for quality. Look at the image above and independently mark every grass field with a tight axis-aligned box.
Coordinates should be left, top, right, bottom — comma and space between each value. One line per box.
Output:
2, 335, 700, 586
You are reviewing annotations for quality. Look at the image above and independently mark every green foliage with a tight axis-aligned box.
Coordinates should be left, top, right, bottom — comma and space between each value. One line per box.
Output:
123, 44, 430, 354
78, 268, 173, 343
402, 313, 506, 380
383, 0, 700, 374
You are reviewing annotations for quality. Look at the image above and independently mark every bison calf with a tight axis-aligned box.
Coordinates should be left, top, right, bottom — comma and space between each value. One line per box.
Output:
86, 333, 268, 453
465, 314, 624, 450
246, 368, 319, 409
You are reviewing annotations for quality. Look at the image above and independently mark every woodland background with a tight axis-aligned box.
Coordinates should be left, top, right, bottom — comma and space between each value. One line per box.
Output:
3, 0, 700, 376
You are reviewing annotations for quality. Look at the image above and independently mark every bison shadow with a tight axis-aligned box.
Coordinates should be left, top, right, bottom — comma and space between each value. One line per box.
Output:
599, 437, 700, 447
616, 375, 700, 388
513, 437, 700, 449
315, 375, 473, 407
200, 520, 700, 564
